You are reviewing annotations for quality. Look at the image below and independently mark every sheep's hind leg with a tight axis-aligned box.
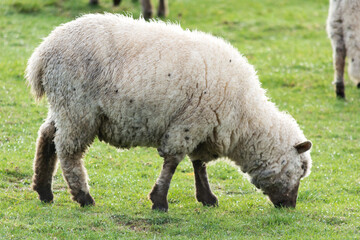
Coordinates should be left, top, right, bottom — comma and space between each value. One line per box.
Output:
141, 0, 153, 19
89, 0, 98, 5
149, 153, 184, 211
32, 119, 57, 203
113, 0, 121, 6
329, 23, 346, 98
192, 160, 218, 206
157, 0, 167, 17
334, 43, 346, 98
55, 126, 97, 207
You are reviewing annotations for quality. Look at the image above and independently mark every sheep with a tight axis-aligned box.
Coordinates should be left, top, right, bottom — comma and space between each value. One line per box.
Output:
26, 14, 312, 211
89, 0, 167, 19
327, 0, 360, 98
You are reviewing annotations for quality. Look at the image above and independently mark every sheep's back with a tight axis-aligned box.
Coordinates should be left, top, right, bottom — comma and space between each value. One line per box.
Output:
36, 14, 257, 149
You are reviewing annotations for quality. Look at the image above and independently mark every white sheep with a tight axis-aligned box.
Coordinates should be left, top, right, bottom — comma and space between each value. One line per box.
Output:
26, 14, 312, 211
327, 0, 360, 98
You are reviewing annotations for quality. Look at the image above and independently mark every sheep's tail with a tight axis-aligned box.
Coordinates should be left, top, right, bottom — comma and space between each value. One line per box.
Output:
25, 49, 45, 101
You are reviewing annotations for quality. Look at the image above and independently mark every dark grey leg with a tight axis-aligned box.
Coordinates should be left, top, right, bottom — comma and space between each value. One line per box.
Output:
192, 160, 218, 206
328, 12, 346, 98
157, 0, 167, 17
89, 0, 99, 5
141, 0, 153, 19
333, 41, 346, 98
32, 120, 57, 203
113, 0, 121, 6
149, 153, 184, 211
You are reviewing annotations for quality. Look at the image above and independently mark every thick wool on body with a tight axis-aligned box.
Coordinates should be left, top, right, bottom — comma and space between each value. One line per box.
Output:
26, 14, 312, 209
27, 14, 257, 156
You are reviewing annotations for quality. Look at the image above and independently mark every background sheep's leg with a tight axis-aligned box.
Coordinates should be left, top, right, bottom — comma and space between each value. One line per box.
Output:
89, 0, 99, 5
333, 38, 346, 98
328, 5, 346, 98
149, 153, 184, 211
192, 160, 218, 206
141, 0, 153, 19
32, 119, 57, 203
113, 0, 121, 6
157, 0, 167, 17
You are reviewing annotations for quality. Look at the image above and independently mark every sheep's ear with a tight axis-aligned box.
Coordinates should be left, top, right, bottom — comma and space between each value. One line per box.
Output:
294, 141, 312, 154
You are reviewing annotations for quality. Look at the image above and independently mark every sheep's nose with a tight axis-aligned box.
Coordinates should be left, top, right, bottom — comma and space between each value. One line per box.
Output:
269, 183, 299, 208
274, 199, 296, 208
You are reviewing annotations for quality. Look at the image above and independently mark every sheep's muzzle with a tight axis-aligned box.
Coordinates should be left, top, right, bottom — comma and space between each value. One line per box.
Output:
268, 183, 299, 208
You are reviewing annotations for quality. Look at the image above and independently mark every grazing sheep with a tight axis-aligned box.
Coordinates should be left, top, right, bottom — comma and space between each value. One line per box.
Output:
26, 14, 312, 211
90, 0, 167, 19
327, 0, 360, 98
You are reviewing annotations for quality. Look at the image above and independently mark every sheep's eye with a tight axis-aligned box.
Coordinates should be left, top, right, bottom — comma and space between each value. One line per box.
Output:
300, 163, 307, 178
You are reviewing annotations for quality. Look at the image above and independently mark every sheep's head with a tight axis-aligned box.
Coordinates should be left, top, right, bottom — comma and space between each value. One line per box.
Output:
252, 141, 312, 208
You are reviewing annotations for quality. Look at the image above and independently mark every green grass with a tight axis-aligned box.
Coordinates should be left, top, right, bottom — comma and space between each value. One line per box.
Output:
1, 0, 360, 239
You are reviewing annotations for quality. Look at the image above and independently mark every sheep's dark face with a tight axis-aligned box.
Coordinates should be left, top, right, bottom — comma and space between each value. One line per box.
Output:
264, 179, 300, 208
256, 141, 312, 208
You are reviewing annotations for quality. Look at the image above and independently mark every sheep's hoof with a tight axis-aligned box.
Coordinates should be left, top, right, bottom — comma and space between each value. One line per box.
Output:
336, 91, 345, 99
74, 190, 95, 207
151, 202, 168, 212
143, 10, 153, 20
35, 187, 54, 203
335, 83, 345, 99
149, 188, 169, 212
89, 0, 99, 5
197, 194, 218, 207
113, 0, 121, 6
157, 9, 166, 18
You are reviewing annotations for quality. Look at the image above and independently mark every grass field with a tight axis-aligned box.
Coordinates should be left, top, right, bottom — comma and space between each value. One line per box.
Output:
1, 0, 360, 239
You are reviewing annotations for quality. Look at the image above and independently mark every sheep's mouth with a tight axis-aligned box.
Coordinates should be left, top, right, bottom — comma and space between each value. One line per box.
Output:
273, 199, 296, 208
266, 182, 299, 208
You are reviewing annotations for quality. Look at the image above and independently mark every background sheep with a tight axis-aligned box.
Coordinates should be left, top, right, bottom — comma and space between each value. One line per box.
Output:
327, 0, 360, 98
26, 14, 312, 211
89, 0, 167, 19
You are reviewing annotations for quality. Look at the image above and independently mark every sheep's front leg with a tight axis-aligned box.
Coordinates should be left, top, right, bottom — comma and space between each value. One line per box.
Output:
192, 160, 218, 206
328, 14, 346, 98
113, 0, 121, 6
89, 0, 98, 5
157, 0, 167, 17
149, 153, 184, 211
141, 0, 153, 20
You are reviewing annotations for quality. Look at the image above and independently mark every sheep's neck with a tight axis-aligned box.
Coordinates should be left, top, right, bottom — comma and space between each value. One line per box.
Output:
227, 102, 284, 176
